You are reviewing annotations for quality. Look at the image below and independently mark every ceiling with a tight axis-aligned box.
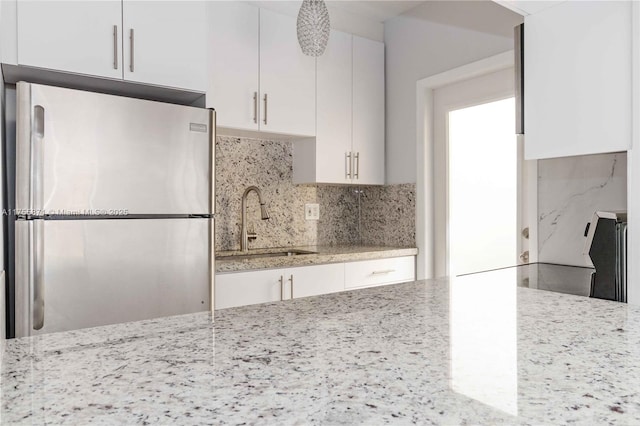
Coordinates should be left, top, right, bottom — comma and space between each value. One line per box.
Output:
326, 1, 427, 23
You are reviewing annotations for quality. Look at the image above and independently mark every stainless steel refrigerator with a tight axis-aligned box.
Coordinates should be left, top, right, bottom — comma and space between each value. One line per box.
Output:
11, 82, 215, 338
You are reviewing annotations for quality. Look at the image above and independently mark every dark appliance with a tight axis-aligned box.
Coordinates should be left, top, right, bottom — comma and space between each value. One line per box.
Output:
584, 211, 627, 302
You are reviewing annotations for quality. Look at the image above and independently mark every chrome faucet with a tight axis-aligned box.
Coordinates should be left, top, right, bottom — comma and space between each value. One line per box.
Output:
241, 186, 270, 252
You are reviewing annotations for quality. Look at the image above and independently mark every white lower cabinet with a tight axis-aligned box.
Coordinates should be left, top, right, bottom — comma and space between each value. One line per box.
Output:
286, 264, 345, 299
215, 256, 416, 310
215, 263, 344, 310
345, 256, 415, 290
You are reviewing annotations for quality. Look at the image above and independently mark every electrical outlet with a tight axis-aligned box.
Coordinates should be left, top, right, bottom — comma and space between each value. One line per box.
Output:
305, 203, 320, 220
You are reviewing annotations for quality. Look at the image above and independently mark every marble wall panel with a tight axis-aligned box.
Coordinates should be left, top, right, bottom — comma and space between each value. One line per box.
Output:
538, 152, 627, 266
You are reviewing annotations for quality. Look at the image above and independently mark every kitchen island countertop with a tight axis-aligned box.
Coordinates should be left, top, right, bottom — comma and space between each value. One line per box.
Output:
215, 245, 418, 273
2, 267, 640, 424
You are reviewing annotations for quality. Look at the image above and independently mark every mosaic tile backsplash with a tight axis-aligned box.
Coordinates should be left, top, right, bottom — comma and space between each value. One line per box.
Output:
215, 136, 415, 251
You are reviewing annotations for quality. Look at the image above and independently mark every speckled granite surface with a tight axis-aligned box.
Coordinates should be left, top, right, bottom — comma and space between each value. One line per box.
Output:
215, 136, 318, 251
216, 245, 418, 273
360, 184, 416, 247
214, 136, 416, 251
2, 268, 640, 424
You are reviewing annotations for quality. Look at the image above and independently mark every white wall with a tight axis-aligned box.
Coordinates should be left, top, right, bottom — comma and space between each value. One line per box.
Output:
384, 1, 522, 184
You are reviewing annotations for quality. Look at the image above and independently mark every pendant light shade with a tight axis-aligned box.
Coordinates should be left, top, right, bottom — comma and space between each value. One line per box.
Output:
297, 0, 331, 57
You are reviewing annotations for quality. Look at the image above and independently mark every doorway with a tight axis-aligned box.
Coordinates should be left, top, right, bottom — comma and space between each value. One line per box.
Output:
433, 67, 529, 277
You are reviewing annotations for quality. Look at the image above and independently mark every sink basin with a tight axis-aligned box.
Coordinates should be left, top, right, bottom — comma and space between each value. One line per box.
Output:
216, 249, 317, 261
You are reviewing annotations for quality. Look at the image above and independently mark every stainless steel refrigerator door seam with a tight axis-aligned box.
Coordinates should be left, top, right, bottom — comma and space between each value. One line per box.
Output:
113, 25, 118, 70
129, 28, 135, 72
40, 214, 216, 221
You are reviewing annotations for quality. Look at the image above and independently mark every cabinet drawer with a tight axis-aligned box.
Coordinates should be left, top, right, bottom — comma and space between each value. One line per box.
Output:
345, 256, 415, 289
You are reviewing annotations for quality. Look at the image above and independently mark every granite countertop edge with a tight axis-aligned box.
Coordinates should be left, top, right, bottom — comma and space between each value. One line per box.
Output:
215, 245, 418, 273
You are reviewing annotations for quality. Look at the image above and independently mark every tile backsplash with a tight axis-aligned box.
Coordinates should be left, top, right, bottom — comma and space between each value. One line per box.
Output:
538, 152, 627, 267
215, 136, 416, 251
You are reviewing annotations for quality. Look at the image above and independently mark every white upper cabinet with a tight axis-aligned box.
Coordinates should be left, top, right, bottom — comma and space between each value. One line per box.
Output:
352, 35, 385, 185
293, 33, 385, 185
17, 0, 123, 79
524, 1, 632, 159
314, 29, 353, 184
207, 1, 260, 131
15, 0, 206, 92
207, 6, 315, 137
122, 1, 207, 91
259, 8, 316, 137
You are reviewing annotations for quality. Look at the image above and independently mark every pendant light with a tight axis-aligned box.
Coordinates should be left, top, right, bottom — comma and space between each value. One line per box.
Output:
297, 0, 331, 57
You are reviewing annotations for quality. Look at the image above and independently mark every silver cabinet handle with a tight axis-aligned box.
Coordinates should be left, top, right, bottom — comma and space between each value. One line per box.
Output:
32, 219, 44, 330
129, 28, 135, 72
372, 269, 395, 275
263, 94, 268, 125
345, 152, 352, 179
253, 92, 258, 124
113, 25, 118, 70
354, 152, 360, 179
514, 24, 524, 135
289, 274, 294, 299
279, 275, 284, 301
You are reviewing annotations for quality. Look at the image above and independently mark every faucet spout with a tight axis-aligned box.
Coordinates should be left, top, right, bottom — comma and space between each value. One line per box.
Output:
241, 186, 270, 252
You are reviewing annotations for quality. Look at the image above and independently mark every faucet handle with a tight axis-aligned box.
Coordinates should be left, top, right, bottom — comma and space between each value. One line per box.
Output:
247, 224, 257, 241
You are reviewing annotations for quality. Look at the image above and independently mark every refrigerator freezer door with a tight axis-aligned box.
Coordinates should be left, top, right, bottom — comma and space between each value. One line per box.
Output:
16, 83, 213, 215
15, 218, 212, 337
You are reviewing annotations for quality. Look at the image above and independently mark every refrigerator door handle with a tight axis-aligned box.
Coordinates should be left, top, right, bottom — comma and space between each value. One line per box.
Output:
32, 220, 45, 330
30, 105, 45, 215
209, 109, 217, 312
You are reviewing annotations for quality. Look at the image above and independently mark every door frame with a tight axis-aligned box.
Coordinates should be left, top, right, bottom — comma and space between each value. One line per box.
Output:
415, 51, 538, 279
434, 70, 518, 277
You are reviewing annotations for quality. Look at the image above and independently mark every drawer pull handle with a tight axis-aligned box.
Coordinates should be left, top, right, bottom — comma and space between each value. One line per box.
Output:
279, 275, 284, 301
371, 269, 395, 275
289, 274, 294, 299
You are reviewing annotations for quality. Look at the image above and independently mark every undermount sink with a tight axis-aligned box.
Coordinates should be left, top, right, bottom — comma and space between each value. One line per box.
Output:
216, 249, 317, 261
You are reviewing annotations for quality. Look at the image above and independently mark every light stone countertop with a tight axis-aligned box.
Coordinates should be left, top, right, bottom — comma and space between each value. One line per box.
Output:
215, 245, 418, 273
2, 267, 640, 424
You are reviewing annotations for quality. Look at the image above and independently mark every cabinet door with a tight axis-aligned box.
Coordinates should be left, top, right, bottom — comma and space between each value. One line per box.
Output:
215, 269, 285, 310
524, 1, 632, 159
345, 257, 415, 290
352, 36, 385, 185
122, 1, 207, 91
286, 264, 345, 300
207, 2, 259, 131
17, 0, 123, 79
315, 30, 353, 184
259, 8, 316, 137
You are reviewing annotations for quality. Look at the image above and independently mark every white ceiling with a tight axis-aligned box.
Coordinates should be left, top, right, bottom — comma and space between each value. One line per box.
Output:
326, 1, 426, 23
250, 1, 427, 23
